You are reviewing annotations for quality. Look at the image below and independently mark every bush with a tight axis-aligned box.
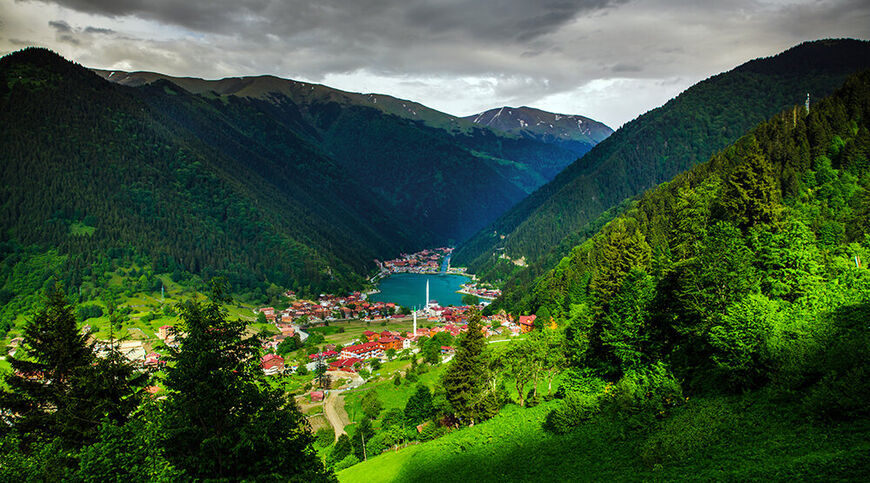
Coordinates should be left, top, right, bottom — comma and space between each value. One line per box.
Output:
419, 423, 450, 442
601, 362, 684, 427
544, 391, 601, 434
314, 427, 334, 448
333, 454, 359, 471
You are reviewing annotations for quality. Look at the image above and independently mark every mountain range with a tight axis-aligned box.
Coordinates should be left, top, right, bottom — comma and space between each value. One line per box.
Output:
0, 47, 608, 321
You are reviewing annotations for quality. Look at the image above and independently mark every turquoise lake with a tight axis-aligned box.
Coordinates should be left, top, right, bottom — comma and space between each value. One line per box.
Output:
368, 273, 471, 309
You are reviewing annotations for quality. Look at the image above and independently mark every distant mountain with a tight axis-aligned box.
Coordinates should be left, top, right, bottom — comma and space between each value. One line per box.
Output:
464, 106, 613, 157
94, 70, 611, 238
454, 38, 870, 299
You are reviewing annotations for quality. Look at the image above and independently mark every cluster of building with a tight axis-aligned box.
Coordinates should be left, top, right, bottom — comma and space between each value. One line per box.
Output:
256, 293, 403, 326
376, 247, 452, 275
458, 283, 502, 300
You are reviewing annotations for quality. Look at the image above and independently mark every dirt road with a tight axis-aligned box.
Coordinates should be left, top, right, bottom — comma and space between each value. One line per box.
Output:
323, 391, 350, 441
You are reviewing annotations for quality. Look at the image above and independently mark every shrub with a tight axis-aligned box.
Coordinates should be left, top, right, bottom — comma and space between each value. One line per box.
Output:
333, 454, 359, 471
543, 391, 601, 434
601, 362, 684, 426
419, 422, 450, 442
314, 427, 334, 448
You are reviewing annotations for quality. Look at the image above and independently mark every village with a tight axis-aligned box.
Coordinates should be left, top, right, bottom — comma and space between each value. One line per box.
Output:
4, 250, 515, 408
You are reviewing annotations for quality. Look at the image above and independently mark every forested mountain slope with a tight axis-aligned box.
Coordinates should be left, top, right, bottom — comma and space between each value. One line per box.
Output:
0, 48, 422, 319
96, 70, 612, 239
513, 67, 870, 389
455, 39, 870, 293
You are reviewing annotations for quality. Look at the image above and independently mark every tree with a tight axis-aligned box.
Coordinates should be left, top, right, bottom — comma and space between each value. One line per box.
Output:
1, 284, 94, 447
589, 218, 652, 311
352, 417, 374, 461
600, 268, 656, 371
461, 293, 480, 306
360, 391, 383, 420
501, 340, 536, 407
442, 308, 489, 424
404, 385, 435, 426
719, 139, 782, 230
328, 434, 353, 467
159, 281, 332, 481
386, 348, 397, 360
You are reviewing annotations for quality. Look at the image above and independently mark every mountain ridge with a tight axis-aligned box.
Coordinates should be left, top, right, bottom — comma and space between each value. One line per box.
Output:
454, 38, 870, 297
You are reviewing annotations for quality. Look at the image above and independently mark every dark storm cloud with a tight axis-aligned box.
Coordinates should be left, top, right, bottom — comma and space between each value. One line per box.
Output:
48, 19, 72, 32
38, 0, 623, 43
6, 0, 870, 127
83, 26, 114, 34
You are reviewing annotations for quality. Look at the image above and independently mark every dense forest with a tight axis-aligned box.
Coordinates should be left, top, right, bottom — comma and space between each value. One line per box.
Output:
507, 67, 870, 404
455, 39, 870, 300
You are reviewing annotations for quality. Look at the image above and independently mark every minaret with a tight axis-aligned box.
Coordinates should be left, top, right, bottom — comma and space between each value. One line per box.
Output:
413, 310, 417, 337
805, 93, 810, 113
425, 279, 430, 310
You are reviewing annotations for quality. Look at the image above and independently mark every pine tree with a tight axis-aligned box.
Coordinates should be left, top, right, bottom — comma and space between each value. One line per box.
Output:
1, 284, 93, 447
404, 385, 435, 425
442, 308, 488, 424
160, 280, 333, 481
719, 139, 782, 229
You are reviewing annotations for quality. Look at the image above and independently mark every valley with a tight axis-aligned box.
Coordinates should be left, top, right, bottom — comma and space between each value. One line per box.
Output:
2, 33, 870, 483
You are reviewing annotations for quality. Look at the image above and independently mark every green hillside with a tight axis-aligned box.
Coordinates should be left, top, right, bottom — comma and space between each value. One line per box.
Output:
339, 67, 870, 482
455, 39, 870, 294
339, 396, 870, 482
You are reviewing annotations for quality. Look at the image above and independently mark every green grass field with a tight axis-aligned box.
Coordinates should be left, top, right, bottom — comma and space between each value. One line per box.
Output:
338, 393, 870, 482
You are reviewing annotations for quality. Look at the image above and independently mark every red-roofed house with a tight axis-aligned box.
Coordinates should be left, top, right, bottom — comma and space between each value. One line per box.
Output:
378, 337, 401, 351
340, 341, 383, 360
308, 350, 339, 360
310, 390, 324, 402
261, 354, 285, 376
157, 325, 174, 341
144, 352, 164, 368
519, 315, 537, 333
329, 357, 362, 372
363, 330, 380, 342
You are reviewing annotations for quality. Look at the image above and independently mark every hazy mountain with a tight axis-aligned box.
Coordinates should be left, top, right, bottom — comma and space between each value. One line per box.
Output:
464, 106, 613, 157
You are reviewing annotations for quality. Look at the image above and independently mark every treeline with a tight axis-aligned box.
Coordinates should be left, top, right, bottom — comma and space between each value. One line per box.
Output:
501, 69, 870, 430
0, 283, 334, 481
455, 39, 870, 288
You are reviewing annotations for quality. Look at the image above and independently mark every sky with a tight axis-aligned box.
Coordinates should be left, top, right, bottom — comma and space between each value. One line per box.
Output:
1, 1, 869, 128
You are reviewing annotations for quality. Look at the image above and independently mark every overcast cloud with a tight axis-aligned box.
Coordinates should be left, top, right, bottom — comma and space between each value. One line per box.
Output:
1, 0, 869, 127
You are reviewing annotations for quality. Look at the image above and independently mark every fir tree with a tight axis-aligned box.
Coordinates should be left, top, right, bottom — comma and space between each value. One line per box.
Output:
442, 308, 488, 424
1, 284, 93, 447
159, 280, 333, 481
